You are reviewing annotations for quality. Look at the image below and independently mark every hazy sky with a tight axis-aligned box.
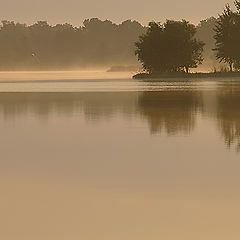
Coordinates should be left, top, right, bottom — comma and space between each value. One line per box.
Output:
0, 0, 234, 26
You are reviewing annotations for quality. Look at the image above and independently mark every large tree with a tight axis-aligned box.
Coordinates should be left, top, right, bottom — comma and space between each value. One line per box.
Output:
135, 20, 204, 73
214, 1, 240, 71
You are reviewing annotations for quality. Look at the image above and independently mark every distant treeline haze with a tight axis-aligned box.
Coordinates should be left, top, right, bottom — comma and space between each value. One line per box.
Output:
0, 19, 145, 70
0, 17, 217, 70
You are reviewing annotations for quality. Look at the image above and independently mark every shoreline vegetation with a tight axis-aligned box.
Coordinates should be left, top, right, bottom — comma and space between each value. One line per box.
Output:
133, 1, 240, 80
133, 71, 240, 80
0, 1, 239, 79
0, 3, 231, 73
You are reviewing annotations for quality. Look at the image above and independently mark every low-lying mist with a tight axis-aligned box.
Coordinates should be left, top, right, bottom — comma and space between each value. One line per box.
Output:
0, 70, 134, 82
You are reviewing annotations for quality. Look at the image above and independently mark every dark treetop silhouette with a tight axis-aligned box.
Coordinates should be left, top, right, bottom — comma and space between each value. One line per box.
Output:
0, 19, 145, 70
0, 1, 240, 72
135, 20, 205, 74
0, 17, 226, 71
214, 0, 240, 72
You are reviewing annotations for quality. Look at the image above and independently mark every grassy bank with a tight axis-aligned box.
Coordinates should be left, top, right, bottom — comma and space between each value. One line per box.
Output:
133, 72, 240, 80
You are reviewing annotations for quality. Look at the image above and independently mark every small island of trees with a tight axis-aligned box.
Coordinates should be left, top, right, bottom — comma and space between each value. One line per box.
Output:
134, 0, 240, 79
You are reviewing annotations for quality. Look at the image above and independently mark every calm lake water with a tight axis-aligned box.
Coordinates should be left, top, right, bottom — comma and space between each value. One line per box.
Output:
1, 71, 240, 240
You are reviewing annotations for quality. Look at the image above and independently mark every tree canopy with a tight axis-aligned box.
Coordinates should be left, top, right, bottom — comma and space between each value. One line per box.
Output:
0, 19, 145, 70
135, 20, 205, 73
1, 11, 240, 72
214, 1, 240, 71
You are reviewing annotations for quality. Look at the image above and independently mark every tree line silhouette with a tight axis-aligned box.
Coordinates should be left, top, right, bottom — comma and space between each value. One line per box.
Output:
0, 1, 239, 71
136, 0, 240, 73
0, 19, 145, 70
214, 1, 240, 71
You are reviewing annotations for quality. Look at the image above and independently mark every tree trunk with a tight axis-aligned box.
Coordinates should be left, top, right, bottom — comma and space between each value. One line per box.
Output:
229, 62, 233, 72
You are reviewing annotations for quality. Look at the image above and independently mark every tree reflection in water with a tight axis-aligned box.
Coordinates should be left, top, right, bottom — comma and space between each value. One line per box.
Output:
1, 90, 240, 151
138, 91, 201, 135
217, 89, 240, 151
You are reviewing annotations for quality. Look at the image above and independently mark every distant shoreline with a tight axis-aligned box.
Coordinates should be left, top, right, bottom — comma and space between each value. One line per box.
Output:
133, 72, 240, 80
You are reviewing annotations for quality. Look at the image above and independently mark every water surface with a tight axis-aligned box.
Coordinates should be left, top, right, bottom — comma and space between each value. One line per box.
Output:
1, 72, 240, 240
